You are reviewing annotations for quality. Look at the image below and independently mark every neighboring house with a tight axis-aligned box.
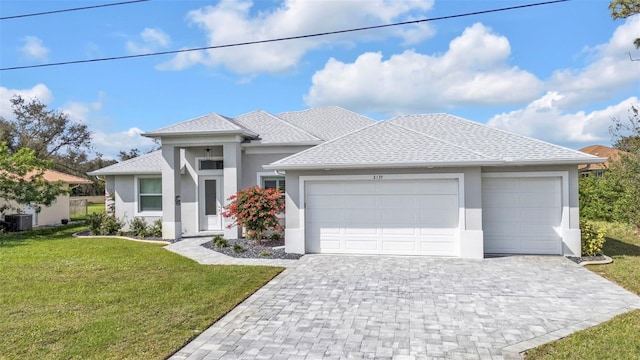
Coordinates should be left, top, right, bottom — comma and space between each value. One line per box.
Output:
1, 170, 92, 227
578, 145, 625, 177
89, 106, 604, 259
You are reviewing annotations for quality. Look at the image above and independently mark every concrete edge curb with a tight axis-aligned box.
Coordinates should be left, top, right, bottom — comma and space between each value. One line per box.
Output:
578, 254, 613, 266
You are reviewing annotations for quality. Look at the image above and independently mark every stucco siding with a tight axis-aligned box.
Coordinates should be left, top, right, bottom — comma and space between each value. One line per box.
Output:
241, 152, 295, 189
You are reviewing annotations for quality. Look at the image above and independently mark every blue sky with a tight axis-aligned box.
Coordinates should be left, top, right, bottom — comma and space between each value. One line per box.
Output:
1, 0, 638, 159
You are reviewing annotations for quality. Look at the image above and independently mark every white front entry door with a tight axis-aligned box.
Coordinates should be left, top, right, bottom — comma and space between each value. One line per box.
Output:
199, 176, 223, 231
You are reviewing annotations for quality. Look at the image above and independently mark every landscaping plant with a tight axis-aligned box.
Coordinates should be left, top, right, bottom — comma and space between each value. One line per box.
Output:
580, 219, 607, 257
222, 186, 285, 240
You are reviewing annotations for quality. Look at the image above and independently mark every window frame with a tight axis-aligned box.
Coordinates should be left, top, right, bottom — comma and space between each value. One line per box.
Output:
258, 172, 285, 199
135, 175, 163, 216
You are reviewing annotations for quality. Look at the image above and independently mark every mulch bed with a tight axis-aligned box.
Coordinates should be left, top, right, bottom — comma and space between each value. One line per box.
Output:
201, 237, 303, 260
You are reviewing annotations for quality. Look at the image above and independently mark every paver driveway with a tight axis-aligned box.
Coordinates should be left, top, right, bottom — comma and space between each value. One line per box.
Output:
171, 254, 640, 360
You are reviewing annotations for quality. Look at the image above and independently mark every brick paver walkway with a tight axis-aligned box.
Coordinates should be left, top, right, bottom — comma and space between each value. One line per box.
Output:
166, 241, 640, 359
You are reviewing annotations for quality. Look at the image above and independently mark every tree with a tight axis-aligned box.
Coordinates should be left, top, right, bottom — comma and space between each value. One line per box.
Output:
609, 0, 640, 48
0, 96, 92, 162
118, 148, 141, 161
608, 105, 640, 228
0, 143, 67, 215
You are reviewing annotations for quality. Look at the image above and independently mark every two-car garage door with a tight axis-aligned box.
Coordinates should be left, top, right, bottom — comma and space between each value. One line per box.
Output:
305, 178, 460, 256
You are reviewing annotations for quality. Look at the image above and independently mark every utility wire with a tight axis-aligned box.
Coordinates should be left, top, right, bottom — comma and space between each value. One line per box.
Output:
0, 0, 150, 20
0, 0, 569, 71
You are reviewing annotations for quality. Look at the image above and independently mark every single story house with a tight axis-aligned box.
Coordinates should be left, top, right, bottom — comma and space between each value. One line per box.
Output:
578, 144, 626, 178
1, 169, 92, 227
89, 106, 604, 259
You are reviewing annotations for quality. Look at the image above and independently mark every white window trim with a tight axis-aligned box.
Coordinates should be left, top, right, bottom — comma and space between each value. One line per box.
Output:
256, 171, 284, 187
195, 156, 224, 175
134, 175, 163, 217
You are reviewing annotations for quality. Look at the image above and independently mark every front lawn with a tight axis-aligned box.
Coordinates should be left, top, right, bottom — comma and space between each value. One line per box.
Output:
0, 225, 283, 359
525, 222, 640, 359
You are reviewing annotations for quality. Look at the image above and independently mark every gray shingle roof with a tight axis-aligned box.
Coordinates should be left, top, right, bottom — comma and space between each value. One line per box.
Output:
390, 114, 599, 163
266, 114, 604, 170
144, 113, 257, 137
266, 121, 497, 170
233, 110, 321, 144
88, 150, 162, 175
278, 106, 375, 141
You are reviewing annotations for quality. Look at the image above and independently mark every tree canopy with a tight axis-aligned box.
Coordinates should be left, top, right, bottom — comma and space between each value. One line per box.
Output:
0, 143, 67, 214
609, 0, 640, 48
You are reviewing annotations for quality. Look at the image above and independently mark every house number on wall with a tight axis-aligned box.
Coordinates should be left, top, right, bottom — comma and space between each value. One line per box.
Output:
373, 175, 383, 180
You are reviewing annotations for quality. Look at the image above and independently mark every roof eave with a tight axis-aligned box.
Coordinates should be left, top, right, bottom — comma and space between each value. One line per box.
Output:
263, 160, 504, 171
498, 157, 608, 166
87, 170, 161, 176
142, 129, 258, 138
242, 141, 323, 147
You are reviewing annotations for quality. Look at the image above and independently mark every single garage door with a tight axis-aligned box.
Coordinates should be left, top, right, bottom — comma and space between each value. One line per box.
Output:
305, 178, 460, 256
482, 176, 562, 254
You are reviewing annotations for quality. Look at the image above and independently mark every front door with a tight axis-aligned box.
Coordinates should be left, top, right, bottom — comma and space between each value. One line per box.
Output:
199, 176, 222, 231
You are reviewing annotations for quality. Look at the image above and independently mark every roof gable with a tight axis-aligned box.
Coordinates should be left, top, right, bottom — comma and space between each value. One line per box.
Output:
88, 150, 162, 176
144, 113, 256, 137
233, 110, 321, 144
266, 121, 495, 169
278, 106, 375, 141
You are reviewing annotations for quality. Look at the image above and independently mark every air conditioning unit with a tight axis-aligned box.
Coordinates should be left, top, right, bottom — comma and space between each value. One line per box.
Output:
4, 214, 33, 231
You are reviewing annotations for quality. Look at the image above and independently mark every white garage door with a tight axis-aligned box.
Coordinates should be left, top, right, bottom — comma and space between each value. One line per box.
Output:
482, 176, 562, 255
305, 178, 460, 256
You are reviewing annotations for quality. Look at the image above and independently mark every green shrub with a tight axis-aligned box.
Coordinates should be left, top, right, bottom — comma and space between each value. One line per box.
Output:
268, 232, 282, 241
213, 235, 228, 248
88, 212, 124, 236
149, 219, 162, 238
222, 186, 285, 241
260, 252, 270, 257
581, 219, 607, 256
88, 212, 103, 235
232, 244, 245, 253
130, 217, 149, 238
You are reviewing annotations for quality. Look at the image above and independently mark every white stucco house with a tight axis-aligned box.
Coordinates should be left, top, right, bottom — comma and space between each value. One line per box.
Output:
89, 106, 604, 259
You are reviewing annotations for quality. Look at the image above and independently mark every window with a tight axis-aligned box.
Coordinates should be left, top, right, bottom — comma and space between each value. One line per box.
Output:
262, 176, 285, 198
139, 178, 162, 212
199, 159, 224, 170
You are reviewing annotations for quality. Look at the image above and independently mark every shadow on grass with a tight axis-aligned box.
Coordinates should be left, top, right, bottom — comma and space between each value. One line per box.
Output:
603, 237, 640, 257
0, 223, 87, 248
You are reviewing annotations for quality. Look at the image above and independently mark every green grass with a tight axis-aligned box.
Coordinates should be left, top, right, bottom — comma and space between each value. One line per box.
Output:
70, 202, 105, 221
0, 224, 283, 359
525, 222, 640, 359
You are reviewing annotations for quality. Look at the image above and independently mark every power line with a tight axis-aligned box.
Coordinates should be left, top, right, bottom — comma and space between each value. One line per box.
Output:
0, 0, 570, 71
0, 0, 150, 20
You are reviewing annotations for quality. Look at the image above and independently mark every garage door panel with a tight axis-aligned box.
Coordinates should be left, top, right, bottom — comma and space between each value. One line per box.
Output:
417, 194, 459, 209
345, 239, 378, 250
482, 176, 562, 255
306, 178, 460, 256
418, 210, 459, 227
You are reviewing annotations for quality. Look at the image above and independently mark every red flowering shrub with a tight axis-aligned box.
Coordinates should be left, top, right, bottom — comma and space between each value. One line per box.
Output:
222, 186, 285, 240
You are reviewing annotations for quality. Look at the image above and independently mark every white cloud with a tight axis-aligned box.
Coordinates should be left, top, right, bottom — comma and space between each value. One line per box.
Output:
18, 36, 49, 62
159, 0, 434, 73
546, 16, 640, 109
488, 94, 638, 147
0, 84, 53, 118
92, 128, 157, 159
126, 28, 171, 54
305, 23, 543, 114
62, 93, 105, 123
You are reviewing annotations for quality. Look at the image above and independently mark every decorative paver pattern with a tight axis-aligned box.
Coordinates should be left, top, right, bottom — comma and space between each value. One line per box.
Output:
165, 249, 640, 360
